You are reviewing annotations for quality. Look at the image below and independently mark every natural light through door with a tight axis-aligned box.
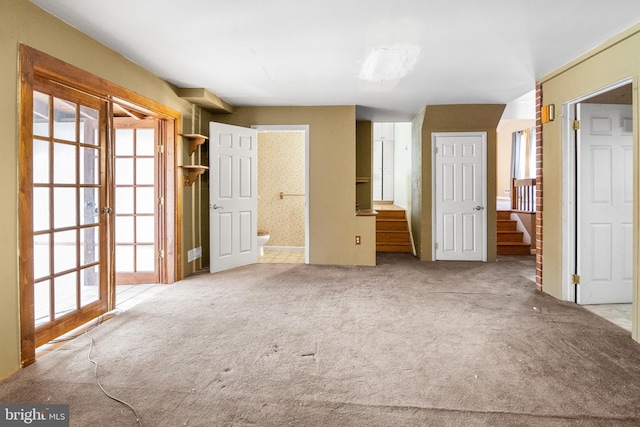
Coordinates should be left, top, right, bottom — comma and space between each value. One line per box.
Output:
114, 118, 160, 284
31, 85, 108, 346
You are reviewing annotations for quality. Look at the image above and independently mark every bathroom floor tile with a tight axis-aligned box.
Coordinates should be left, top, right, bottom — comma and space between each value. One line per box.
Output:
258, 249, 304, 264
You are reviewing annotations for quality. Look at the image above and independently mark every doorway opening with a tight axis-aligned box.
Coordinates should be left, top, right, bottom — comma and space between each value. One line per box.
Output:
562, 79, 633, 332
253, 125, 309, 264
373, 122, 394, 203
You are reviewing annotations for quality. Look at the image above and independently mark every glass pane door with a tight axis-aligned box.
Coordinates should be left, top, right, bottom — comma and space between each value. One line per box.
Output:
114, 118, 159, 284
31, 81, 109, 347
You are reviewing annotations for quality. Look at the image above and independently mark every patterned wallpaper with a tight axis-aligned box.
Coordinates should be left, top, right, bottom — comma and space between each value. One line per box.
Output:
258, 131, 305, 247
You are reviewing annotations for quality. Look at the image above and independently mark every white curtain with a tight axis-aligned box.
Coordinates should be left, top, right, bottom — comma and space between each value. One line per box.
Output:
510, 127, 536, 181
510, 131, 523, 181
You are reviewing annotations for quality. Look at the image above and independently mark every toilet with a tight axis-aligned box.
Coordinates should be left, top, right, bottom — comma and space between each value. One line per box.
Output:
257, 230, 270, 256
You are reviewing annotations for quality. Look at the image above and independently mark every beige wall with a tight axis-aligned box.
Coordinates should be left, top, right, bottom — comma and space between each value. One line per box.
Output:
539, 22, 640, 342
209, 107, 377, 266
413, 105, 505, 262
258, 131, 305, 246
356, 121, 373, 210
496, 119, 536, 199
0, 0, 207, 379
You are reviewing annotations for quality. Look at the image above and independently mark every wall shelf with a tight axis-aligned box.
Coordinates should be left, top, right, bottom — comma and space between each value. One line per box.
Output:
180, 165, 209, 186
180, 133, 207, 156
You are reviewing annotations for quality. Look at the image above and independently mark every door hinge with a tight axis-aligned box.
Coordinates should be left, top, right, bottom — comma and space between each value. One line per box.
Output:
158, 249, 164, 258
158, 144, 164, 153
158, 196, 164, 206
571, 274, 580, 285
434, 147, 439, 154
435, 242, 439, 249
572, 120, 580, 130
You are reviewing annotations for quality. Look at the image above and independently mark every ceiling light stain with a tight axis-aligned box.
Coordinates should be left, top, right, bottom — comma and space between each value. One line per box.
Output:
359, 46, 421, 83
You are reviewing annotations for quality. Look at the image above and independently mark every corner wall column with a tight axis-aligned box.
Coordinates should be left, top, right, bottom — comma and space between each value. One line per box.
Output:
535, 83, 543, 292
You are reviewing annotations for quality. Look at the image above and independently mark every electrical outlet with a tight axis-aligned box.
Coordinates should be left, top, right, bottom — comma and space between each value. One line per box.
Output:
355, 235, 361, 245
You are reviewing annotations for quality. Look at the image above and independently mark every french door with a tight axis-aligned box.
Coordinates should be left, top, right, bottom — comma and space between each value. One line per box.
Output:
113, 118, 160, 284
30, 77, 110, 348
19, 45, 179, 367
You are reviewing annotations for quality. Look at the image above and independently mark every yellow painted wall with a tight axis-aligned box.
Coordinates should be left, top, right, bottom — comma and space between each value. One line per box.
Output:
257, 131, 305, 246
415, 104, 506, 262
209, 107, 377, 266
539, 22, 640, 342
0, 0, 206, 379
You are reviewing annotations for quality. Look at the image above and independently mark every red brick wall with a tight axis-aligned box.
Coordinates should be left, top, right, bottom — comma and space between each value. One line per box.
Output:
535, 83, 543, 292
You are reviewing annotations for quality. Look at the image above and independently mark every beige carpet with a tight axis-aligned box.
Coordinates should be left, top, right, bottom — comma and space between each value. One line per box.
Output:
2, 253, 640, 426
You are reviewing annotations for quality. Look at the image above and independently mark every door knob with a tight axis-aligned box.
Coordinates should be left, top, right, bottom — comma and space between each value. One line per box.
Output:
473, 205, 484, 210
211, 204, 224, 210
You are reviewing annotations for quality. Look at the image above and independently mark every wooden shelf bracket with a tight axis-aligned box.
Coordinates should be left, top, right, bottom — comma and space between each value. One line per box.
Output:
180, 133, 207, 156
180, 165, 209, 186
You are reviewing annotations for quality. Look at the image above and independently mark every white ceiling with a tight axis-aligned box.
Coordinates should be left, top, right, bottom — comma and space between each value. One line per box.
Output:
30, 0, 640, 121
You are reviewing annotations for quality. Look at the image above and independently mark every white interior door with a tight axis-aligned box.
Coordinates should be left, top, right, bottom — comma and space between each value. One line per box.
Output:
577, 103, 633, 304
210, 122, 258, 273
433, 132, 486, 261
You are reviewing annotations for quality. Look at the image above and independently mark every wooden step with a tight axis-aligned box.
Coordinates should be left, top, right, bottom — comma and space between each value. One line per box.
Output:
497, 242, 531, 255
376, 243, 413, 253
376, 230, 412, 244
374, 205, 412, 253
376, 219, 409, 231
497, 230, 524, 243
496, 210, 531, 255
497, 220, 517, 231
375, 209, 406, 219
497, 210, 512, 220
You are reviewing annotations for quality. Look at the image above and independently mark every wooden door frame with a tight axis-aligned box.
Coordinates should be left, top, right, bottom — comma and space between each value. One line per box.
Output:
18, 45, 181, 366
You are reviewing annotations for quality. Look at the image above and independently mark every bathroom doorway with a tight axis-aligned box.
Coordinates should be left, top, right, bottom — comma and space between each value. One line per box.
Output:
253, 126, 309, 264
561, 80, 633, 331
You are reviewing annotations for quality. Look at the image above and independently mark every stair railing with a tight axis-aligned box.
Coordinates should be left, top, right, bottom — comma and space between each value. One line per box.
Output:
511, 178, 536, 212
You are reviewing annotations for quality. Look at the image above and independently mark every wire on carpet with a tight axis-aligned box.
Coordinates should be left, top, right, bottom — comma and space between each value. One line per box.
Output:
85, 329, 143, 427
42, 309, 142, 425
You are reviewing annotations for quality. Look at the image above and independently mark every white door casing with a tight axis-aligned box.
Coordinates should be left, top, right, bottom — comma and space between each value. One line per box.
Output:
433, 132, 487, 261
577, 103, 633, 304
210, 122, 258, 273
